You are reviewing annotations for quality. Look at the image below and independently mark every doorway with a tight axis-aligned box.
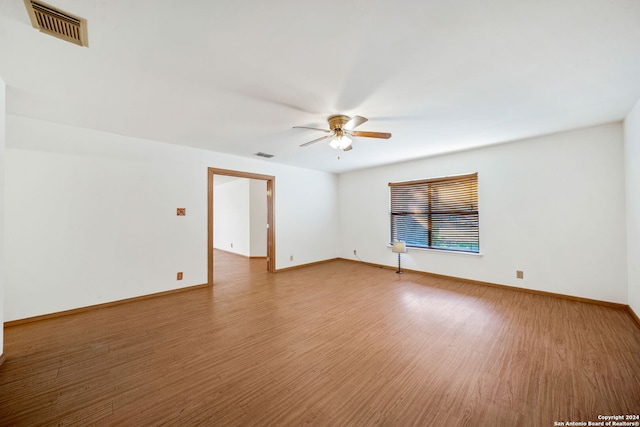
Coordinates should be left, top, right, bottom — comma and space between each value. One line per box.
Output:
208, 168, 275, 285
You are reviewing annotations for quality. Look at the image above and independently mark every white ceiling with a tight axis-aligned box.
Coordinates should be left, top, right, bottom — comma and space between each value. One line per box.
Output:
1, 0, 640, 173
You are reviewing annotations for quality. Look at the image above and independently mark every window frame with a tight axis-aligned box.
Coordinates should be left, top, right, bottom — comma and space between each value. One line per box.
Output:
389, 172, 479, 254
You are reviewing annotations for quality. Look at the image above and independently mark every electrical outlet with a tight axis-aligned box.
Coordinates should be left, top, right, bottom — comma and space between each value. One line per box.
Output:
177, 272, 183, 280
516, 270, 524, 279
290, 255, 293, 261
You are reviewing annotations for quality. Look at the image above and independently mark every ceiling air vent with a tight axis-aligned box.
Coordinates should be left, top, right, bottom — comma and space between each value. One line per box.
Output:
24, 0, 88, 47
255, 152, 274, 158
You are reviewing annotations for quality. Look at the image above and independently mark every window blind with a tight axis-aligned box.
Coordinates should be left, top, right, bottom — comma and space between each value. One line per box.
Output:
389, 173, 479, 253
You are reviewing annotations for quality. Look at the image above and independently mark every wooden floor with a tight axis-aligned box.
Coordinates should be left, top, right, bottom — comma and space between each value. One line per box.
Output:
1, 252, 640, 426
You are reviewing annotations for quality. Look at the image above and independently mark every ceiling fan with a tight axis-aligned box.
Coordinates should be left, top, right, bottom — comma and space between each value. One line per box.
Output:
293, 115, 391, 151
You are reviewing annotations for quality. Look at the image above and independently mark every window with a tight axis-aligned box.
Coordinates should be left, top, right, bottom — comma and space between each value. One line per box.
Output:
389, 173, 479, 253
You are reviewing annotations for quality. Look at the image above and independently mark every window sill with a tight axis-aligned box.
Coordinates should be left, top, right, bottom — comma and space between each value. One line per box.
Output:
387, 245, 483, 257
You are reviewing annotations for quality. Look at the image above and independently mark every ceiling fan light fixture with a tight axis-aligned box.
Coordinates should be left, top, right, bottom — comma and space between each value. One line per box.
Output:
294, 114, 390, 150
330, 135, 352, 150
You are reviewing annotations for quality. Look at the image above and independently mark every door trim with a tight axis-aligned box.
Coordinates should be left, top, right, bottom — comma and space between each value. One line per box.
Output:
208, 167, 275, 285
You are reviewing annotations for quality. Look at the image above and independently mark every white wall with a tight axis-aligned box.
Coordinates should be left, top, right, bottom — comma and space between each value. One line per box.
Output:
277, 168, 340, 268
339, 123, 628, 303
213, 178, 251, 256
249, 179, 267, 257
4, 115, 340, 321
0, 79, 5, 354
212, 178, 268, 257
625, 100, 640, 316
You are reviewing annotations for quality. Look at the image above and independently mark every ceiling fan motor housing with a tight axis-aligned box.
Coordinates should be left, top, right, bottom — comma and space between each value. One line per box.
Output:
328, 115, 350, 131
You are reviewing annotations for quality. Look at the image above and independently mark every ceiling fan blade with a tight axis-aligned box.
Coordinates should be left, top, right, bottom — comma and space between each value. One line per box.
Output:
350, 131, 392, 139
343, 115, 368, 130
293, 126, 331, 133
300, 134, 333, 147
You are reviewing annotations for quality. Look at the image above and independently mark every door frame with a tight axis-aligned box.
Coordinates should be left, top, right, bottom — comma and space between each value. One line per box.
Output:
208, 167, 275, 285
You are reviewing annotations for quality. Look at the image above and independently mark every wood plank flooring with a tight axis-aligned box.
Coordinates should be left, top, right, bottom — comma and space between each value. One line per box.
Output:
1, 251, 639, 426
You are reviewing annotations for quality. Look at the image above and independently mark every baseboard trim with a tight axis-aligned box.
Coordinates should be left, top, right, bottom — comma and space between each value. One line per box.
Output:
5, 260, 636, 330
628, 306, 640, 330
213, 248, 256, 259
275, 258, 341, 272
4, 283, 210, 328
339, 258, 629, 311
